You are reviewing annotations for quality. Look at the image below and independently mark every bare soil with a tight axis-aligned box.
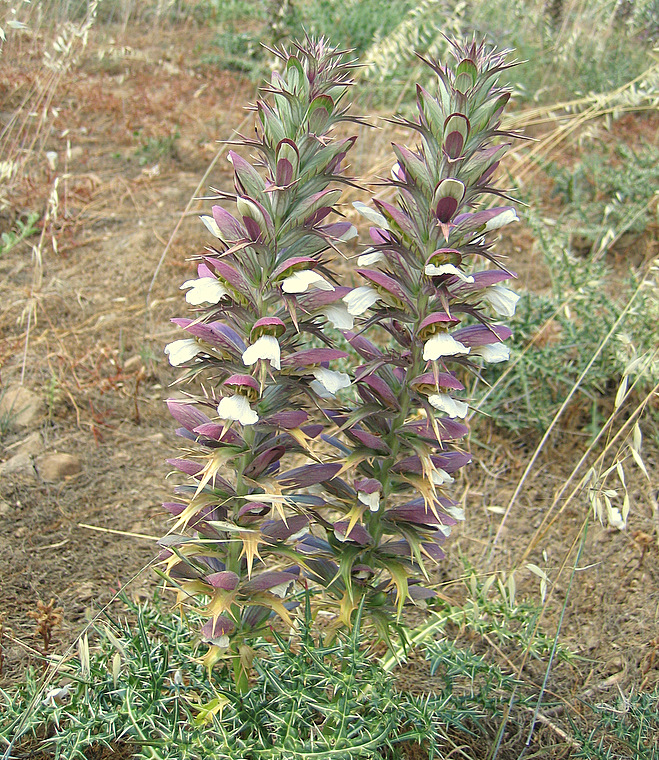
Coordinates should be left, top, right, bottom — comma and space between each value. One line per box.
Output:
0, 24, 249, 677
1, 20, 658, 758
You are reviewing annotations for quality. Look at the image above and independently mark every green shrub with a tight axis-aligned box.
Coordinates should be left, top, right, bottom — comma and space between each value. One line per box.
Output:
0, 593, 525, 760
0, 212, 40, 256
357, 0, 655, 106
570, 688, 659, 759
200, 30, 263, 74
134, 130, 180, 166
299, 0, 415, 56
478, 209, 659, 433
546, 140, 659, 256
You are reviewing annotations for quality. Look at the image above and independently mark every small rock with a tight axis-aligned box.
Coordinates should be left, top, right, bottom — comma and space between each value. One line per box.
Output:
17, 431, 43, 456
0, 499, 11, 516
74, 581, 95, 601
609, 655, 624, 671
37, 453, 82, 482
0, 452, 36, 478
0, 385, 44, 428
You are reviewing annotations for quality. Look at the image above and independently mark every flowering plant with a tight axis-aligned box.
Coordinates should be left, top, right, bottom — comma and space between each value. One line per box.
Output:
161, 37, 520, 686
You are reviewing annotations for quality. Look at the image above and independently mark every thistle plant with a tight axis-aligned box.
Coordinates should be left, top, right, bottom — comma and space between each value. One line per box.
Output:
161, 37, 520, 684
162, 37, 364, 687
317, 38, 521, 622
1, 592, 521, 760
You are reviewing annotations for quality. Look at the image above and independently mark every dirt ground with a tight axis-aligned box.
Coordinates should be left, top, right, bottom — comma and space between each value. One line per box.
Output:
0, 24, 249, 673
1, 20, 658, 754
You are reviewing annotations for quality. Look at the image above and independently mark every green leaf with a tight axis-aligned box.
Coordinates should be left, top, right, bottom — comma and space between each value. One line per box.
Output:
383, 559, 410, 619
456, 58, 478, 87
286, 54, 310, 101
192, 696, 231, 725
307, 95, 334, 134
417, 85, 446, 137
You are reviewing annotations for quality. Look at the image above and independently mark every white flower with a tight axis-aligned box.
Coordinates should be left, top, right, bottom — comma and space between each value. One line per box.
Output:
444, 504, 465, 521
357, 250, 384, 266
242, 335, 281, 370
282, 270, 335, 293
428, 393, 469, 418
343, 286, 379, 316
164, 338, 201, 366
472, 343, 510, 363
484, 208, 518, 232
423, 333, 470, 361
310, 367, 351, 397
42, 685, 71, 708
431, 468, 454, 486
358, 490, 381, 512
310, 381, 333, 399
180, 277, 228, 305
321, 303, 354, 330
424, 263, 475, 283
482, 285, 520, 317
200, 214, 222, 238
218, 394, 258, 425
352, 201, 389, 228
269, 580, 296, 598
